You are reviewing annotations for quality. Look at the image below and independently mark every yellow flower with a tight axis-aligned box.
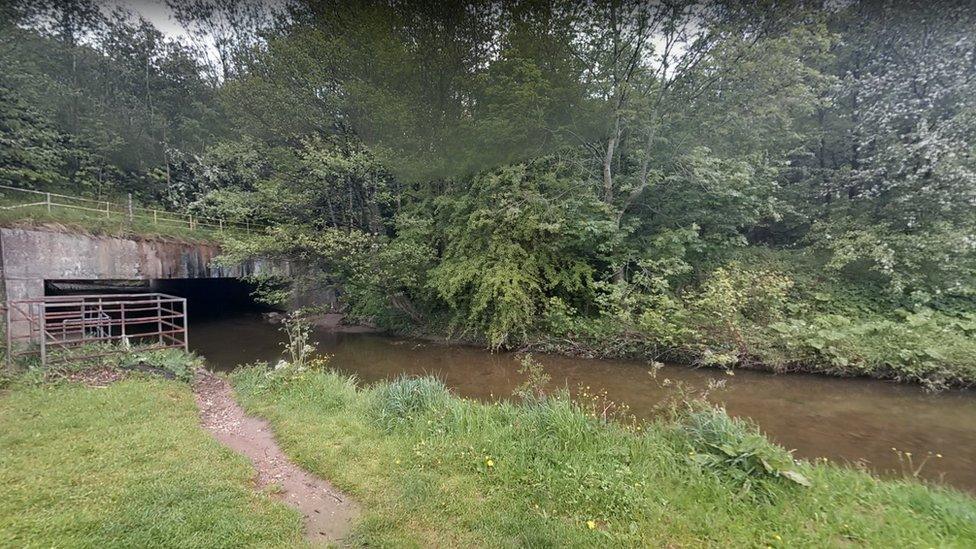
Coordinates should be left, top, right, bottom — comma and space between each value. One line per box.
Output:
486, 458, 495, 468
773, 534, 781, 541
586, 520, 597, 530
394, 459, 401, 465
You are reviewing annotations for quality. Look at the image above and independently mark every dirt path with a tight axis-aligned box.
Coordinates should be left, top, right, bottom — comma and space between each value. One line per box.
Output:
193, 371, 360, 545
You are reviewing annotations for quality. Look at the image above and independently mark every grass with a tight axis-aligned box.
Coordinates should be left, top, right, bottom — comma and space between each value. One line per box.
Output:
0, 378, 304, 548
0, 199, 233, 243
231, 364, 976, 547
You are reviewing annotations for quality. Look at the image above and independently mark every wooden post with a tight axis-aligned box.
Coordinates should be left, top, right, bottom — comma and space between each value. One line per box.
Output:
105, 201, 110, 219
46, 192, 51, 214
126, 193, 133, 224
219, 219, 223, 233
153, 209, 158, 225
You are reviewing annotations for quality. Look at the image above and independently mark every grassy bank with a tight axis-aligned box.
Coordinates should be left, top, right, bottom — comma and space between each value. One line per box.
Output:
232, 363, 976, 547
0, 199, 230, 243
0, 377, 303, 547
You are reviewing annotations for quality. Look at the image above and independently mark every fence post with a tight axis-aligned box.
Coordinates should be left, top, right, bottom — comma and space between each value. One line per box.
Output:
38, 303, 46, 367
5, 303, 11, 370
105, 201, 110, 219
127, 193, 133, 224
219, 219, 223, 233
153, 209, 158, 225
181, 298, 189, 352
46, 192, 51, 214
120, 302, 127, 342
156, 295, 163, 345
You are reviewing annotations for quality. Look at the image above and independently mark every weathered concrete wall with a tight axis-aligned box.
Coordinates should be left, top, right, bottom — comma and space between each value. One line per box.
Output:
0, 227, 288, 343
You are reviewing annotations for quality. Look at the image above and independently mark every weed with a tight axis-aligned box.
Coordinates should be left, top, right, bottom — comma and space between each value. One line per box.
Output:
512, 353, 551, 404
678, 403, 811, 497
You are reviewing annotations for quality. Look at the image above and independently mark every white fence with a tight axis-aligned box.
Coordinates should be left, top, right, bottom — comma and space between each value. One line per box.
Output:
0, 184, 262, 235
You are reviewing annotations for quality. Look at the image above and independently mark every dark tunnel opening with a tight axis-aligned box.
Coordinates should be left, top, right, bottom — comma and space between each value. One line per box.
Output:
44, 278, 275, 324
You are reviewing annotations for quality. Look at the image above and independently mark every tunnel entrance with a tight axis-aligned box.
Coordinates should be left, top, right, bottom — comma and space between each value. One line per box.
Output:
45, 278, 274, 323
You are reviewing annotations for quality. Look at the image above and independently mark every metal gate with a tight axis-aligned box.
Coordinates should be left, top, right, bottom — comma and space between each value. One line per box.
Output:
5, 293, 188, 367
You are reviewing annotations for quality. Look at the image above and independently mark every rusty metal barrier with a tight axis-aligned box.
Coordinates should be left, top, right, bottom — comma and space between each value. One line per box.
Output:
5, 293, 188, 367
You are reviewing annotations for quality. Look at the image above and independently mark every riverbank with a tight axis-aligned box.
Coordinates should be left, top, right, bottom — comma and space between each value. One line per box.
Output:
230, 361, 976, 547
3, 354, 975, 546
191, 313, 976, 491
385, 302, 976, 391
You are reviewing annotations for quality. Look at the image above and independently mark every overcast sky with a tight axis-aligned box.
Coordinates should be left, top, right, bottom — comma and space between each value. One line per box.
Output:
108, 0, 190, 40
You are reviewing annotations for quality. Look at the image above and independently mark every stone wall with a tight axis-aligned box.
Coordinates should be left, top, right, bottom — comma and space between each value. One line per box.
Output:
0, 227, 288, 344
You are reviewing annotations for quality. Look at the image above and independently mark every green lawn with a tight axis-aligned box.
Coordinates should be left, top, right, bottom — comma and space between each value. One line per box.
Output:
0, 379, 303, 548
232, 365, 976, 547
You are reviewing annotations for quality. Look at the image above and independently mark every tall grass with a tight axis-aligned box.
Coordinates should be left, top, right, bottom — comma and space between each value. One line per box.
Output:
231, 366, 976, 546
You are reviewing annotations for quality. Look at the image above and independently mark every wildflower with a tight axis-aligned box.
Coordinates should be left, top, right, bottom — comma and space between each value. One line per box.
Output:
773, 534, 782, 541
486, 458, 495, 468
586, 520, 597, 530
394, 459, 401, 465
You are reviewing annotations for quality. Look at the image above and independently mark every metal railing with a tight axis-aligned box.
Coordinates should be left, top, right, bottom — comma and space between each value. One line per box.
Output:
5, 293, 188, 367
0, 184, 263, 235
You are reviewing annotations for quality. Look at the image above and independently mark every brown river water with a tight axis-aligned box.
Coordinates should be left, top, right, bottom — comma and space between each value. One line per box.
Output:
190, 313, 976, 493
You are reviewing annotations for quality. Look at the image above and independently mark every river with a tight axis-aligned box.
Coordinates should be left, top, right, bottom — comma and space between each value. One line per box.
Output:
190, 312, 976, 493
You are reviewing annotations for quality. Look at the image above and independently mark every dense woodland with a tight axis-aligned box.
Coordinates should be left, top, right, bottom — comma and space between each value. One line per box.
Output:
3, 0, 976, 387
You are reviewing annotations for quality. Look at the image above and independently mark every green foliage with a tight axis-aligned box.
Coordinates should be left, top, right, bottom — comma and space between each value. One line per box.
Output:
373, 375, 450, 430
512, 353, 551, 404
678, 404, 811, 497
7, 1, 976, 387
279, 312, 315, 371
687, 263, 794, 364
767, 309, 976, 389
429, 159, 614, 347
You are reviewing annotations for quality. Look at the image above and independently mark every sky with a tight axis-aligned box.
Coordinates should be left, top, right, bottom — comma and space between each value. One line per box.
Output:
108, 0, 189, 40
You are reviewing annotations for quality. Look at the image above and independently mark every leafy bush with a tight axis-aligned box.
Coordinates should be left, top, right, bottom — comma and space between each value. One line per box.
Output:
687, 263, 793, 357
768, 309, 976, 389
